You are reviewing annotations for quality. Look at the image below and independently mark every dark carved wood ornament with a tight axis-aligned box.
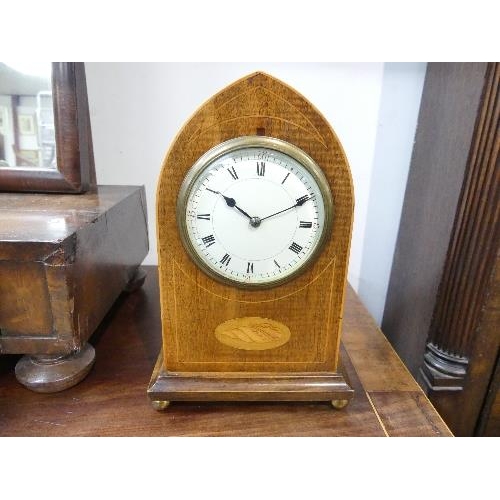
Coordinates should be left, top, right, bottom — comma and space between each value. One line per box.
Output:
383, 62, 499, 436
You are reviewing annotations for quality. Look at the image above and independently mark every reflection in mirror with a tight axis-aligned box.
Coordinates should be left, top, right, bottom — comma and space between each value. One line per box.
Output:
0, 62, 56, 170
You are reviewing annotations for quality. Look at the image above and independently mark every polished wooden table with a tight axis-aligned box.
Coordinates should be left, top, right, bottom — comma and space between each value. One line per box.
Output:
0, 267, 452, 436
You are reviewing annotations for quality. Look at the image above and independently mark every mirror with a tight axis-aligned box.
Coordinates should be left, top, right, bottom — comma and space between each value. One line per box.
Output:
0, 62, 57, 170
0, 62, 95, 193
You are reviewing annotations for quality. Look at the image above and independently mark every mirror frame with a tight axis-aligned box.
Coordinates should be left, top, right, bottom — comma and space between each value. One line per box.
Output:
0, 62, 96, 193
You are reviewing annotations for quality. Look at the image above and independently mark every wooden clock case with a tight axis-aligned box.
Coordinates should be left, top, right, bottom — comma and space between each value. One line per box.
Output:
148, 72, 354, 408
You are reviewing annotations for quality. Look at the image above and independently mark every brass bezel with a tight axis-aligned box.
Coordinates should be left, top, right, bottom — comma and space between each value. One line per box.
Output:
176, 136, 334, 289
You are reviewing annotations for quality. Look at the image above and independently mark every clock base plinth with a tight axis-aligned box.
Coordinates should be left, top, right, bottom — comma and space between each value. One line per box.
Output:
148, 351, 353, 406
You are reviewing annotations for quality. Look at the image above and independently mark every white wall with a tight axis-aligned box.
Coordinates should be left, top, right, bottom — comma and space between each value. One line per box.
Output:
358, 63, 427, 324
85, 62, 426, 325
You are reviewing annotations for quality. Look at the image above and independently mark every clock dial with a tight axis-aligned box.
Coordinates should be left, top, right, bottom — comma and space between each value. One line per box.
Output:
177, 137, 333, 288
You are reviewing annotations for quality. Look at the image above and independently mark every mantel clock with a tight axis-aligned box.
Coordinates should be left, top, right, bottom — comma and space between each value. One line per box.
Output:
148, 72, 354, 409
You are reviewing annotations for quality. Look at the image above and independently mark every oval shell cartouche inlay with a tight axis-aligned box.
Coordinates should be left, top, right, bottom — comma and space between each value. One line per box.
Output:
215, 317, 291, 351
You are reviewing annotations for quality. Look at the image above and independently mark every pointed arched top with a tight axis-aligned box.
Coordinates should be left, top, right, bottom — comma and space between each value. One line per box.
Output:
156, 70, 353, 302
154, 71, 355, 377
174, 71, 351, 162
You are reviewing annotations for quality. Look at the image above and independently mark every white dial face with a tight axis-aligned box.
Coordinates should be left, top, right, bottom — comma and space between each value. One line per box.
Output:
179, 139, 331, 288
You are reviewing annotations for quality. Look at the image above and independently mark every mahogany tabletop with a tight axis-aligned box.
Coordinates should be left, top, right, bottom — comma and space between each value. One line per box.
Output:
0, 266, 452, 436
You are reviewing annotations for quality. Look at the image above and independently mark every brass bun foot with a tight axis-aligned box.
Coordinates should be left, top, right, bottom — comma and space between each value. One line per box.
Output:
151, 400, 170, 411
15, 343, 95, 393
124, 267, 147, 293
331, 399, 349, 410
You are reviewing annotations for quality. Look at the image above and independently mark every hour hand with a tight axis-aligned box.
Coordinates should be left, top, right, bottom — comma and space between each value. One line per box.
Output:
207, 188, 252, 220
222, 195, 252, 219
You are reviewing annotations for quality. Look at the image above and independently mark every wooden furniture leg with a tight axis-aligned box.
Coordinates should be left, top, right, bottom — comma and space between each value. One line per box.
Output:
15, 343, 95, 393
14, 268, 147, 393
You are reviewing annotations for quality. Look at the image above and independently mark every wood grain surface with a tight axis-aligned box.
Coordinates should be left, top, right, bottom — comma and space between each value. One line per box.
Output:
382, 62, 499, 436
0, 267, 452, 436
156, 72, 354, 375
382, 63, 489, 376
214, 316, 292, 351
0, 186, 149, 356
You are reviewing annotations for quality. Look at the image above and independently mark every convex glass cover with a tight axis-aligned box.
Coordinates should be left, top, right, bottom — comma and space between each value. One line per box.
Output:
177, 136, 333, 288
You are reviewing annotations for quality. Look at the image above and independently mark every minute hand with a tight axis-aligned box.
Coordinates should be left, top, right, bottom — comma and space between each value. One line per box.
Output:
260, 195, 314, 222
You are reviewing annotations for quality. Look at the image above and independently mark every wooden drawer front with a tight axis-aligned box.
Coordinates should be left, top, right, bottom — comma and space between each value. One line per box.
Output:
0, 261, 52, 336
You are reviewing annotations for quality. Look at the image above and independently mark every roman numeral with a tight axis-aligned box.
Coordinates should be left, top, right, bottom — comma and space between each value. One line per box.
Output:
202, 234, 215, 247
227, 166, 238, 180
299, 221, 312, 228
220, 253, 231, 266
296, 195, 310, 206
256, 161, 265, 176
197, 213, 210, 220
281, 172, 290, 184
247, 262, 254, 273
289, 242, 303, 254
274, 259, 281, 268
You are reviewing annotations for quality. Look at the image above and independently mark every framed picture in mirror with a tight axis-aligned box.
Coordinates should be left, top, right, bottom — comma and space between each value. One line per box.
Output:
0, 62, 95, 193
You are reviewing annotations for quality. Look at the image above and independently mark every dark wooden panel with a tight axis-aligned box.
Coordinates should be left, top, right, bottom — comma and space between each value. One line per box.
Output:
382, 62, 499, 436
72, 187, 149, 342
430, 63, 499, 356
0, 186, 148, 356
382, 63, 489, 376
0, 261, 53, 336
0, 185, 142, 249
422, 63, 499, 388
431, 255, 500, 436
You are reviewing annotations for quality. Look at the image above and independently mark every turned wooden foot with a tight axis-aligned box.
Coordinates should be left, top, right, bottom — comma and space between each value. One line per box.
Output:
15, 343, 95, 393
124, 267, 147, 293
151, 400, 170, 411
331, 399, 349, 410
